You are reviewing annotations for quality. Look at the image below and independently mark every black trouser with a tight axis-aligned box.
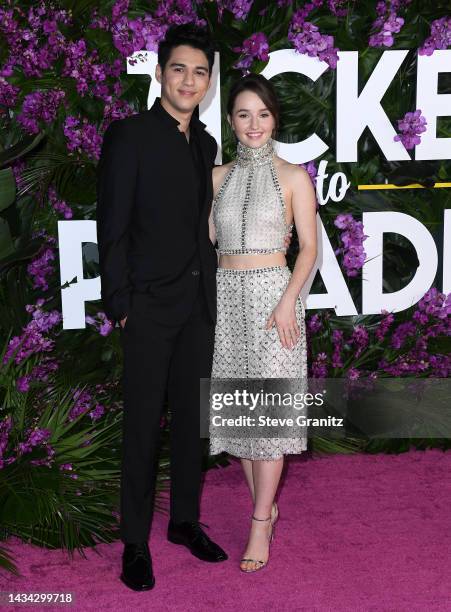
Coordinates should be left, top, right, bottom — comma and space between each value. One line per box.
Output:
119, 286, 215, 544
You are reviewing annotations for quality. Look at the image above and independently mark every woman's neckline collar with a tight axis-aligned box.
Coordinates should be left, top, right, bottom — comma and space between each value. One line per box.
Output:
236, 138, 274, 166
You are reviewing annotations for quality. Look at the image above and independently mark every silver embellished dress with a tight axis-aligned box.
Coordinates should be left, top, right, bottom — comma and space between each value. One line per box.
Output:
209, 139, 308, 460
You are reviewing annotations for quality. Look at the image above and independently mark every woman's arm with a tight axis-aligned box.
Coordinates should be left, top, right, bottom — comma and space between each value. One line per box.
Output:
208, 198, 216, 246
281, 165, 318, 304
265, 165, 318, 348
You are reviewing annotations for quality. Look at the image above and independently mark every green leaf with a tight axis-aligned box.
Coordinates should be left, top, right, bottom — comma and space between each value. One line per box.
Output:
0, 133, 45, 168
1, 492, 39, 525
0, 219, 14, 260
0, 168, 16, 212
0, 240, 42, 276
0, 544, 19, 575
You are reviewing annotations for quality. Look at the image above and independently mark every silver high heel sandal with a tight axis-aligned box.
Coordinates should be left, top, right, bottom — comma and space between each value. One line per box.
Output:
240, 513, 275, 573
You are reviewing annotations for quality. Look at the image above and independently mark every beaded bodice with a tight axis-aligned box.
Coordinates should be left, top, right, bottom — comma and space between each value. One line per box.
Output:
213, 139, 290, 255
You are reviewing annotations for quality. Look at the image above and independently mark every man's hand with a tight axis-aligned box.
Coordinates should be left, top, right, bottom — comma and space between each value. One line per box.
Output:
283, 227, 293, 252
120, 316, 127, 329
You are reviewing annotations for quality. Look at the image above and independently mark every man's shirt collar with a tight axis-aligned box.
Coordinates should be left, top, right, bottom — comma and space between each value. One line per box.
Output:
150, 97, 206, 132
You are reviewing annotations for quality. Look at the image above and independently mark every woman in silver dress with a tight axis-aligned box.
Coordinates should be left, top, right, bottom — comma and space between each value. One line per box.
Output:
208, 74, 318, 572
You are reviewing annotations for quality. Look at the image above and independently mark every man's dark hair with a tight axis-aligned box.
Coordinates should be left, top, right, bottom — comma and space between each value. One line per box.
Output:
158, 24, 215, 75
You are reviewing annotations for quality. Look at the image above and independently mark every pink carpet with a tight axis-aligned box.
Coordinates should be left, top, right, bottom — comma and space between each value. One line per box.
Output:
1, 449, 450, 611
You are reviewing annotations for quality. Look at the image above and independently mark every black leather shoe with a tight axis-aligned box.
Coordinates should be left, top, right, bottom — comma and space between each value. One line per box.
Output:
167, 520, 228, 562
120, 542, 155, 591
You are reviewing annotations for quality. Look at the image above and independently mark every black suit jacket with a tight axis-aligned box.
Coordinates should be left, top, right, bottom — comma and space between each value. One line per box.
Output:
96, 98, 218, 326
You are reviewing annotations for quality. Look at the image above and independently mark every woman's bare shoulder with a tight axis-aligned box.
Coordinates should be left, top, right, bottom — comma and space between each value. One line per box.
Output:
213, 160, 235, 178
274, 156, 309, 178
212, 161, 235, 193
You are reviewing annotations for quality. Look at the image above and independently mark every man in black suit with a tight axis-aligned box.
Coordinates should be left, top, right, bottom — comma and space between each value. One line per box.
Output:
96, 24, 227, 592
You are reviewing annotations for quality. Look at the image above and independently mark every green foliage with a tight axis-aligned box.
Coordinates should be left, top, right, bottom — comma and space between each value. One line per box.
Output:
0, 332, 171, 573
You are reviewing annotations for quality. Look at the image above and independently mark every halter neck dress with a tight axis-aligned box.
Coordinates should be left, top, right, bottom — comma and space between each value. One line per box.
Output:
209, 139, 308, 460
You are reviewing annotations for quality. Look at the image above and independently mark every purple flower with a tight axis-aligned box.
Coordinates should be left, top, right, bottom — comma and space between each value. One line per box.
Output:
0, 4, 70, 79
334, 214, 368, 277
27, 247, 55, 291
86, 312, 114, 337
102, 98, 135, 132
90, 10, 110, 31
331, 329, 344, 368
3, 300, 61, 366
394, 109, 427, 150
0, 76, 19, 107
347, 367, 360, 380
334, 213, 353, 229
12, 159, 26, 191
89, 403, 105, 421
350, 325, 369, 358
416, 288, 451, 319
419, 16, 451, 56
17, 89, 65, 134
217, 0, 253, 21
0, 416, 13, 460
62, 39, 118, 102
410, 288, 451, 346
376, 310, 395, 341
327, 0, 349, 17
112, 0, 130, 22
16, 377, 30, 393
307, 313, 322, 334
290, 0, 323, 26
17, 427, 51, 455
288, 5, 339, 69
64, 115, 102, 161
289, 20, 339, 70
300, 161, 318, 182
69, 389, 93, 421
300, 162, 319, 210
16, 358, 59, 393
233, 33, 269, 71
30, 445, 55, 468
154, 0, 205, 27
69, 388, 106, 422
429, 354, 451, 377
377, 336, 443, 375
369, 14, 405, 48
391, 321, 417, 349
312, 352, 328, 377
48, 186, 72, 219
368, 0, 411, 48
100, 320, 114, 336
111, 1, 204, 58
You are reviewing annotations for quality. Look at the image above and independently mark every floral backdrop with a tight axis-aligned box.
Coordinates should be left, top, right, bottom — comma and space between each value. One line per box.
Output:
0, 0, 450, 573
